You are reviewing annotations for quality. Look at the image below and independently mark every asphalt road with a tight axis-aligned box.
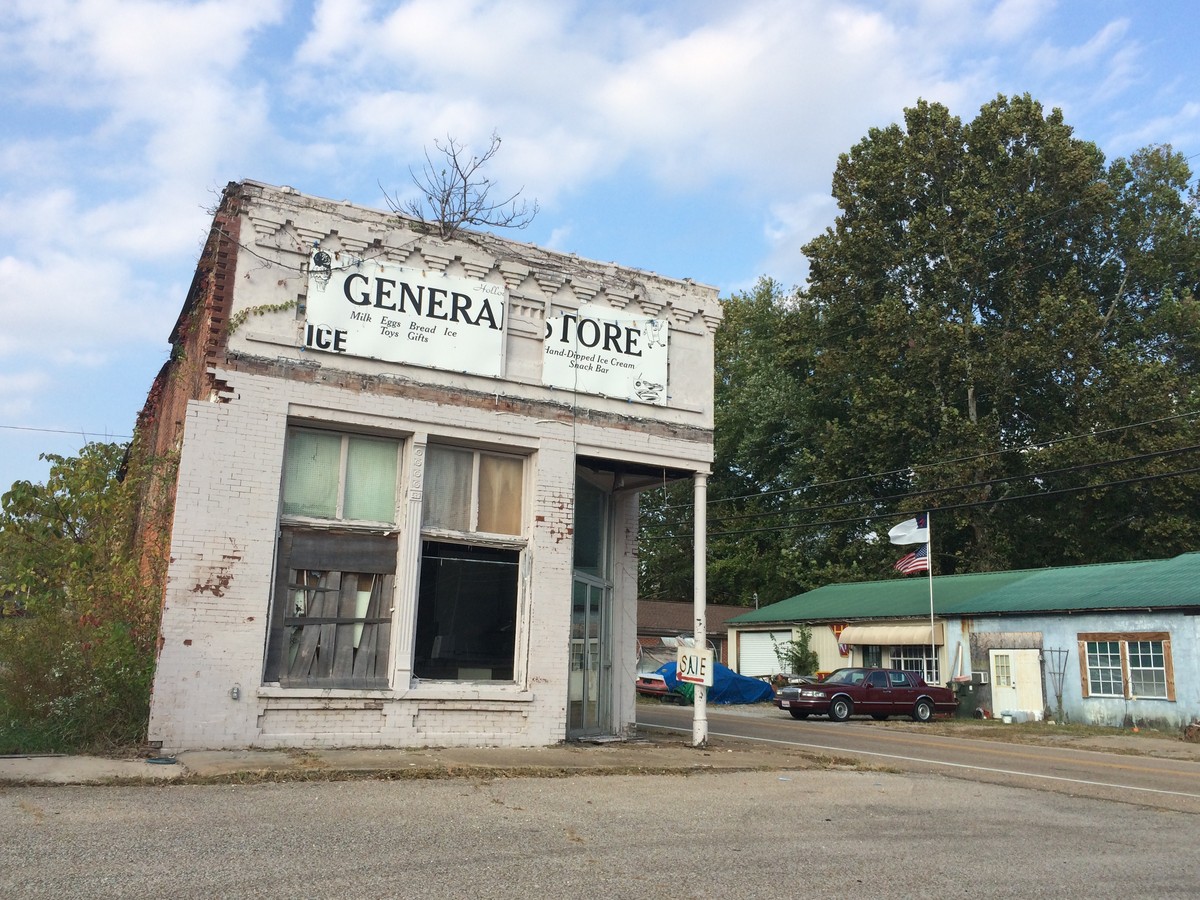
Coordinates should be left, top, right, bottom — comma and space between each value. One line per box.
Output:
4, 767, 1199, 899
639, 703, 1200, 814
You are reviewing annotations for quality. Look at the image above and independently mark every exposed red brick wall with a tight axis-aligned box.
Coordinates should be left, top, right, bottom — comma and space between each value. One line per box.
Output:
132, 183, 243, 625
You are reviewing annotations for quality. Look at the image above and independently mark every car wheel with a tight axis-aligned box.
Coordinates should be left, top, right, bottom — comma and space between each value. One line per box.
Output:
912, 699, 934, 722
788, 709, 809, 720
871, 713, 888, 721
829, 697, 852, 721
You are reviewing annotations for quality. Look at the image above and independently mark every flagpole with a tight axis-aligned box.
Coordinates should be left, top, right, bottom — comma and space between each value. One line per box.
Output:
926, 511, 936, 683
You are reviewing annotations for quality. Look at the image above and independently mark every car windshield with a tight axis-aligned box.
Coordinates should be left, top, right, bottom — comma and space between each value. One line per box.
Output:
822, 669, 864, 685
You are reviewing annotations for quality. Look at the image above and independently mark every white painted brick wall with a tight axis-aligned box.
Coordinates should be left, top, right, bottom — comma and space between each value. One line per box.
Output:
149, 369, 712, 750
149, 182, 720, 751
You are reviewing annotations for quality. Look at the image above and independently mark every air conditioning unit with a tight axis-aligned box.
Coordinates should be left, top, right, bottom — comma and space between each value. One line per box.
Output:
971, 670, 990, 684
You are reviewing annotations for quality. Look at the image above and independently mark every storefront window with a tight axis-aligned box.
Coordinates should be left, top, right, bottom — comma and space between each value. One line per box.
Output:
265, 428, 400, 688
415, 445, 526, 681
414, 542, 519, 680
890, 645, 939, 684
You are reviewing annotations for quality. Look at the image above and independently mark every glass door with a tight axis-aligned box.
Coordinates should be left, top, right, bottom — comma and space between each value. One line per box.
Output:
567, 474, 612, 739
568, 576, 611, 737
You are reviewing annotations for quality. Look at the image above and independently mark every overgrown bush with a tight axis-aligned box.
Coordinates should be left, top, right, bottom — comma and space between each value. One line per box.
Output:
0, 615, 154, 753
0, 441, 173, 753
774, 625, 819, 676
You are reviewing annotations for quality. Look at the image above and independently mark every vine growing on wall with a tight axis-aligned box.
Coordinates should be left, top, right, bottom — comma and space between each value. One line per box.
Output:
225, 299, 299, 336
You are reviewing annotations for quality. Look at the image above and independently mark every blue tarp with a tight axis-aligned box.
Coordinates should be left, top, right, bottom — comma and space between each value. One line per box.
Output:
656, 661, 775, 705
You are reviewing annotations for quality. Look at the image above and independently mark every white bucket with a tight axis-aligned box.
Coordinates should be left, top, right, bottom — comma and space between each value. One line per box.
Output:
1001, 714, 1013, 724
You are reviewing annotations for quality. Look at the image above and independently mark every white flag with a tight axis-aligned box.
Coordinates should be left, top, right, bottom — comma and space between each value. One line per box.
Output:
888, 514, 929, 545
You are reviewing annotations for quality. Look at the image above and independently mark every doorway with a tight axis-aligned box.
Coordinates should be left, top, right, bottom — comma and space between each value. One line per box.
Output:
989, 648, 1044, 720
567, 474, 613, 738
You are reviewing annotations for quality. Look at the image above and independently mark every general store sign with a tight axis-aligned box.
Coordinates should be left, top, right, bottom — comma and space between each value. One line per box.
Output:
542, 304, 670, 405
304, 255, 507, 378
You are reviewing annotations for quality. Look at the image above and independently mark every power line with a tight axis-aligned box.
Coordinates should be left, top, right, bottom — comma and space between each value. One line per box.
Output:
660, 409, 1200, 512
697, 442, 1200, 530
0, 424, 132, 440
643, 462, 1200, 542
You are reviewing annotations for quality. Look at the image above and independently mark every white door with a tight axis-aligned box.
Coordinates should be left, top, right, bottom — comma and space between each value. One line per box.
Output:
989, 649, 1044, 721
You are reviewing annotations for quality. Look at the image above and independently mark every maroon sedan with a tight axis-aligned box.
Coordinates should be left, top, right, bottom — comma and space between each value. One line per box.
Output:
774, 667, 957, 722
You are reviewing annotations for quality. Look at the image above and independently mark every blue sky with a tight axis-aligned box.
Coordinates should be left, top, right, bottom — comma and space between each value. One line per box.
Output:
1, 0, 1197, 490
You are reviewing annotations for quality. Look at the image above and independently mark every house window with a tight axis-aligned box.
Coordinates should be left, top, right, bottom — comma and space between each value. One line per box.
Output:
890, 645, 939, 684
993, 653, 1013, 688
414, 444, 525, 681
1128, 641, 1167, 698
264, 428, 400, 688
1084, 641, 1122, 696
1079, 633, 1174, 701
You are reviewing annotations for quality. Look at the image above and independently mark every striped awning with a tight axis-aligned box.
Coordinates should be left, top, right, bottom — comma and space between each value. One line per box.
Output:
838, 623, 945, 646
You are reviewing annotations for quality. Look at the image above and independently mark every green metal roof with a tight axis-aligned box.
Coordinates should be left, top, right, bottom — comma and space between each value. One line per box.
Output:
728, 552, 1200, 624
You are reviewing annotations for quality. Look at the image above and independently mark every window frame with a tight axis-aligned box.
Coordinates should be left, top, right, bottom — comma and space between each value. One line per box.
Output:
281, 427, 401, 528
889, 644, 939, 685
1077, 632, 1174, 701
264, 426, 403, 690
414, 443, 529, 684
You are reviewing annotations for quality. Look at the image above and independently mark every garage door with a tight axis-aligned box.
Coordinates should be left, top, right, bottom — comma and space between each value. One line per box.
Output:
738, 631, 793, 677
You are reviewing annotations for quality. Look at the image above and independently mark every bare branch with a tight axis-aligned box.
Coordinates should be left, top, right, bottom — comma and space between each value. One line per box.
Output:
382, 131, 539, 239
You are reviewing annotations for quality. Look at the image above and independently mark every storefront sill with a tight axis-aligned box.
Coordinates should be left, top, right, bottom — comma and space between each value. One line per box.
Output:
256, 685, 534, 703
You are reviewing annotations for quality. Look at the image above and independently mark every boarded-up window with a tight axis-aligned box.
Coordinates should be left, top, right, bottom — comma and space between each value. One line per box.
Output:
268, 427, 401, 688
265, 529, 396, 688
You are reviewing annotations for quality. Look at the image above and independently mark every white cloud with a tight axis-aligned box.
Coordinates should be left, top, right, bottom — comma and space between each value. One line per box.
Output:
753, 193, 838, 290
543, 224, 575, 253
0, 370, 51, 420
1106, 101, 1200, 155
0, 252, 173, 361
1027, 17, 1144, 108
304, 0, 993, 208
10, 0, 285, 91
0, 0, 1188, 488
295, 0, 378, 65
984, 0, 1051, 41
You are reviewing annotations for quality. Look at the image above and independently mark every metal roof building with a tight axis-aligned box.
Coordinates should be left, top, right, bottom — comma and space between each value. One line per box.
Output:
727, 554, 1200, 729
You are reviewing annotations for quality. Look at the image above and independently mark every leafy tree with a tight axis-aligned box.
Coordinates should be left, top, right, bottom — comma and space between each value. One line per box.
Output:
788, 95, 1200, 574
639, 94, 1200, 601
639, 278, 815, 605
0, 441, 172, 752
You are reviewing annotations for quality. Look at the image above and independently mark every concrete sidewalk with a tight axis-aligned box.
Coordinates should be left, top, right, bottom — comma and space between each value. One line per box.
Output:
0, 729, 831, 786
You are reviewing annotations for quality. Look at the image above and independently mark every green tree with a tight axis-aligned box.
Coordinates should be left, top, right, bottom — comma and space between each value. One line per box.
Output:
638, 278, 817, 605
640, 95, 1200, 600
0, 441, 172, 752
784, 95, 1200, 575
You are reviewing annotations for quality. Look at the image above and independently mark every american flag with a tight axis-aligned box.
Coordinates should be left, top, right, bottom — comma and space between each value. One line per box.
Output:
893, 545, 929, 575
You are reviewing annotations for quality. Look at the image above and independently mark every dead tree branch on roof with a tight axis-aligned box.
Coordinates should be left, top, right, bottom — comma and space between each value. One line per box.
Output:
383, 131, 539, 240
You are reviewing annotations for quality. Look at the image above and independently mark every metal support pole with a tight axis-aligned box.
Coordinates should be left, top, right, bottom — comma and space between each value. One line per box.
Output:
693, 472, 708, 747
